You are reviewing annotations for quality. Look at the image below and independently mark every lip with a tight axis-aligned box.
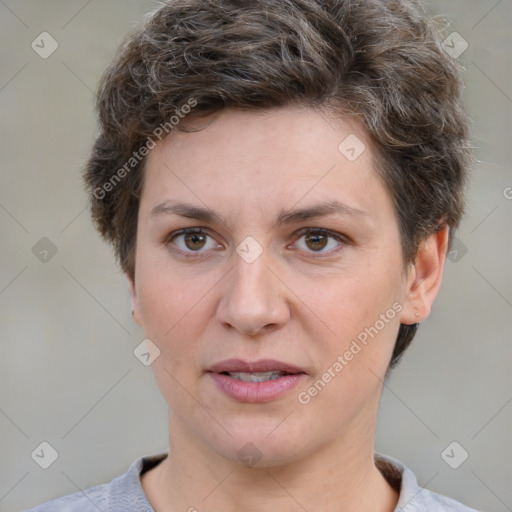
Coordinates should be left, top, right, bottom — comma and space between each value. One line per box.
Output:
208, 358, 306, 374
207, 358, 307, 403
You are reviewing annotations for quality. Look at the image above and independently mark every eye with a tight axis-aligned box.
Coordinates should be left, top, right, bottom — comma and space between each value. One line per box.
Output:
166, 227, 221, 255
292, 228, 346, 256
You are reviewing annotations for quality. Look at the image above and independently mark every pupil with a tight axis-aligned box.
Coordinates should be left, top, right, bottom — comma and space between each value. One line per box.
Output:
185, 233, 206, 250
306, 233, 327, 251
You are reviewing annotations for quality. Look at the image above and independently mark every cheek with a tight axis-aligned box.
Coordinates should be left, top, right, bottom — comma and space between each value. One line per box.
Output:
137, 259, 211, 333
299, 278, 401, 425
135, 260, 225, 381
297, 263, 403, 393
298, 264, 402, 336
135, 267, 212, 404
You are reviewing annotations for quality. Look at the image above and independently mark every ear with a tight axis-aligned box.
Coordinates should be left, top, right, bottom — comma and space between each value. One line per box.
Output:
127, 274, 143, 327
400, 226, 449, 325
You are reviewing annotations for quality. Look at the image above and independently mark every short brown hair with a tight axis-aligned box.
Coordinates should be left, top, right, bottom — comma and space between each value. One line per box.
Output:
84, 0, 473, 367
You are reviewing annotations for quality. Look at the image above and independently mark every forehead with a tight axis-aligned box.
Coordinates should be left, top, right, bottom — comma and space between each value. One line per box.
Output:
149, 106, 371, 167
141, 105, 394, 225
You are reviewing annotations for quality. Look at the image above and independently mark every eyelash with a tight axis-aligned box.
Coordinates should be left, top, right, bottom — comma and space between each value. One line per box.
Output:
164, 228, 220, 259
164, 227, 350, 258
164, 227, 348, 259
292, 228, 347, 258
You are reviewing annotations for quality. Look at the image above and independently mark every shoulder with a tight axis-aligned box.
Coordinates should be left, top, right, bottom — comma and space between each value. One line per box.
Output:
412, 488, 481, 512
375, 453, 480, 512
25, 453, 168, 512
25, 484, 110, 511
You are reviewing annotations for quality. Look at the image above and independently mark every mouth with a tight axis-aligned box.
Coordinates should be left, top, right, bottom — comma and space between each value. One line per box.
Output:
218, 370, 294, 382
208, 358, 307, 377
207, 359, 307, 403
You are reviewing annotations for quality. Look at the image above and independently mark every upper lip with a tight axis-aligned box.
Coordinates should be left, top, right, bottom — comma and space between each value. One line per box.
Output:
208, 358, 306, 375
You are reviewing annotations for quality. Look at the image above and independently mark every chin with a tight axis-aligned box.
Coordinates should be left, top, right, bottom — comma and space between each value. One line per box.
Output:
202, 416, 316, 468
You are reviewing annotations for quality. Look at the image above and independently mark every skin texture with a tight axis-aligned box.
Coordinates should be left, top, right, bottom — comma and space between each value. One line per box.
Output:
129, 105, 448, 512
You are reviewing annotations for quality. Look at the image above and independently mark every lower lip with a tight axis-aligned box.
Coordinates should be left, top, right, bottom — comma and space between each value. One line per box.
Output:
208, 372, 306, 403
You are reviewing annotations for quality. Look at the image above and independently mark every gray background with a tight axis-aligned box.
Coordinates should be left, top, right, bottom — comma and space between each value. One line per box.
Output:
0, 1, 510, 511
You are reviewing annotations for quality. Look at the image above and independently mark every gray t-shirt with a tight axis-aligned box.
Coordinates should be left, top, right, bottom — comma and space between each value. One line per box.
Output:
26, 452, 479, 511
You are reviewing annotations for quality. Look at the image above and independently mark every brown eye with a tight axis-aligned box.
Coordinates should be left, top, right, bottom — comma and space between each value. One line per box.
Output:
293, 228, 345, 257
167, 228, 219, 255
304, 232, 328, 251
184, 232, 207, 251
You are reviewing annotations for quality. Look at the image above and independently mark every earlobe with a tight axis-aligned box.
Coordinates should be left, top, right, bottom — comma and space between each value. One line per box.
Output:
400, 227, 449, 325
127, 275, 143, 327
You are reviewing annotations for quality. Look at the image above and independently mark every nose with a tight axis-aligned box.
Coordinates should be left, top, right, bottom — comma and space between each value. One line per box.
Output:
216, 248, 290, 336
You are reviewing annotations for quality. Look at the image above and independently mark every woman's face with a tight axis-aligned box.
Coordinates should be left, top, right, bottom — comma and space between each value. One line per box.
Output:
130, 105, 426, 466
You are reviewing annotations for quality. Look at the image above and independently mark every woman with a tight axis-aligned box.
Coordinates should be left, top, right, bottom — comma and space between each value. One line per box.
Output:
29, 0, 477, 510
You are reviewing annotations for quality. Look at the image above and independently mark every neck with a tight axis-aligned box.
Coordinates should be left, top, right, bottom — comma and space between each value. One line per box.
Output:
143, 415, 399, 512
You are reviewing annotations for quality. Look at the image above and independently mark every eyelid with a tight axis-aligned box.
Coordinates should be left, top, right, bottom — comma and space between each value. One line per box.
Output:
164, 226, 349, 258
293, 227, 348, 242
165, 227, 215, 241
164, 227, 222, 258
289, 227, 348, 257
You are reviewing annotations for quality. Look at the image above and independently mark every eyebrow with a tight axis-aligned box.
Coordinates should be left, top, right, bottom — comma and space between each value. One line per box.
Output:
151, 202, 218, 222
149, 200, 367, 226
275, 200, 367, 226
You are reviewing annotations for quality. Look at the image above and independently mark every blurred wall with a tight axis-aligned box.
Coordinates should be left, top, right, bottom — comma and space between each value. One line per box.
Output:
1, 1, 510, 511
